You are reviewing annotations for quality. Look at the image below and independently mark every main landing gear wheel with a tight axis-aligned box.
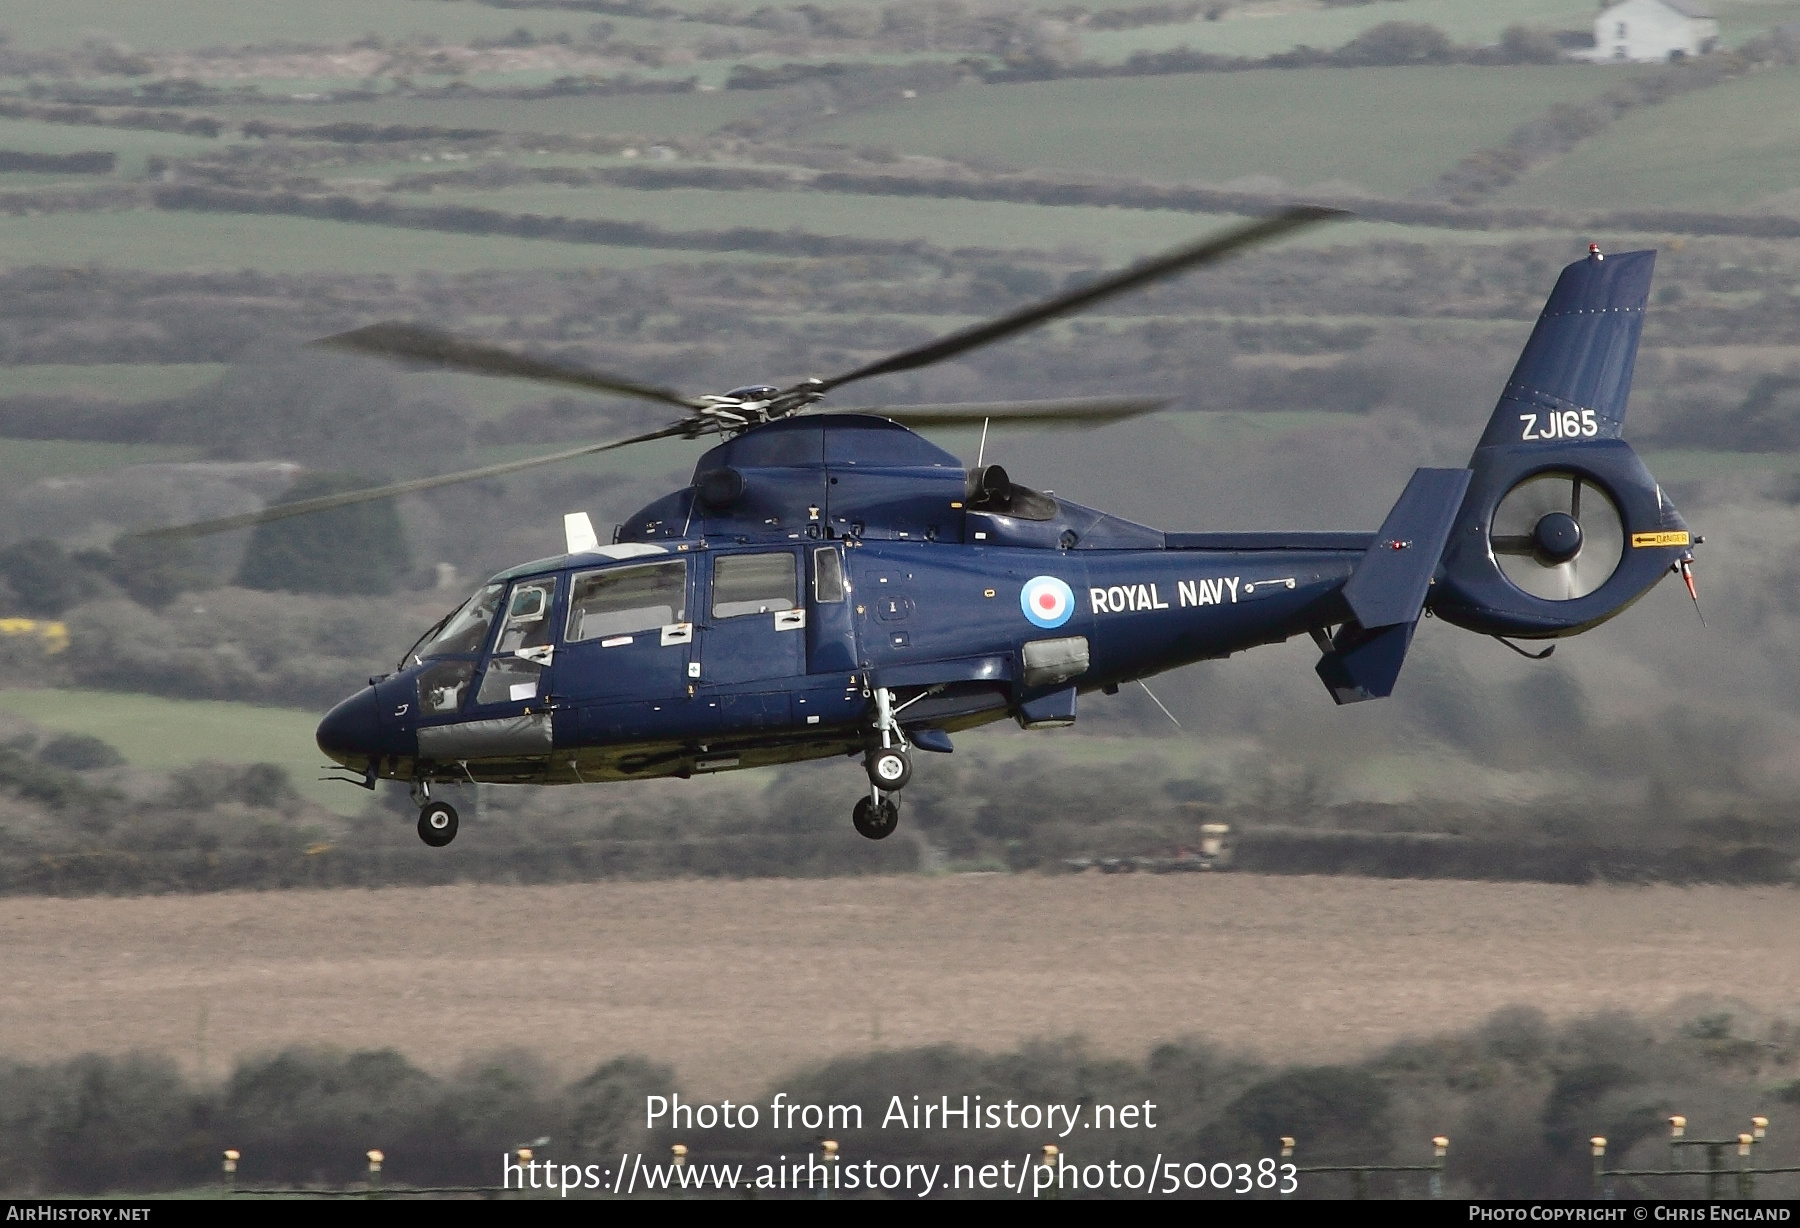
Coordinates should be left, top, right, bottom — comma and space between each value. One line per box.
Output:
865, 747, 912, 790
853, 795, 900, 840
418, 801, 459, 847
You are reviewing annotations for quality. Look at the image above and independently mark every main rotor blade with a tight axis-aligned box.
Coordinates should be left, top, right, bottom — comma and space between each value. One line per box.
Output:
836, 396, 1168, 428
808, 206, 1348, 396
137, 423, 694, 541
315, 323, 706, 411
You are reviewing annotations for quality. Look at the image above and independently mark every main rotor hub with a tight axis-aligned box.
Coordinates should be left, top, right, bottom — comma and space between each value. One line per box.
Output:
721, 385, 779, 402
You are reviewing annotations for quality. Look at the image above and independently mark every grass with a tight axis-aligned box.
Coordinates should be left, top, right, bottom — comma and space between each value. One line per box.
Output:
472, 434, 703, 482
0, 209, 780, 275
1075, 0, 1600, 62
0, 689, 357, 814
426, 182, 1254, 261
1716, 0, 1800, 44
9, 876, 1799, 1096
0, 439, 199, 481
807, 66, 1638, 194
0, 363, 226, 402
0, 117, 224, 178
1495, 66, 1800, 212
1636, 449, 1800, 482
209, 90, 770, 139
408, 180, 1650, 260
0, 0, 594, 53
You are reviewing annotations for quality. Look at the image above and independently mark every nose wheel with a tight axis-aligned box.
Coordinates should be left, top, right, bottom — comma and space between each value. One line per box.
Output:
853, 794, 900, 840
418, 801, 459, 847
865, 746, 911, 790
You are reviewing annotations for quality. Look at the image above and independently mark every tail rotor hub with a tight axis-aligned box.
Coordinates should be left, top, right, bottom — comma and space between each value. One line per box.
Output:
1532, 511, 1583, 564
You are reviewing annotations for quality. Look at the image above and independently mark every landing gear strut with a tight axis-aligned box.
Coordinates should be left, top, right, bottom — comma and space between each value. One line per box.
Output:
853, 687, 907, 840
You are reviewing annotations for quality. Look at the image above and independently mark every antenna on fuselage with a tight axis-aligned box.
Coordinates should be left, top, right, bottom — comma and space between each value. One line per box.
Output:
975, 417, 991, 469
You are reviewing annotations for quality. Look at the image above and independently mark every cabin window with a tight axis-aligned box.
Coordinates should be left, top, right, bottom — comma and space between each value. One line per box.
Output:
567, 560, 687, 642
713, 552, 797, 618
813, 546, 846, 603
476, 656, 543, 706
495, 576, 558, 653
407, 583, 504, 663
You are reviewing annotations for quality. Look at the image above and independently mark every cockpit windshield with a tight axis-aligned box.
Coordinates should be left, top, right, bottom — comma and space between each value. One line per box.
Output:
400, 583, 504, 668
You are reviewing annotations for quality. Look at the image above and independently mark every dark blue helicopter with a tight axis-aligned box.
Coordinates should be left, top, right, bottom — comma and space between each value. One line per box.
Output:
148, 213, 1697, 846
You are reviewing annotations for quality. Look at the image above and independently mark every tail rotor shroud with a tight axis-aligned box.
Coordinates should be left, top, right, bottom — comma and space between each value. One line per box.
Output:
1489, 471, 1625, 602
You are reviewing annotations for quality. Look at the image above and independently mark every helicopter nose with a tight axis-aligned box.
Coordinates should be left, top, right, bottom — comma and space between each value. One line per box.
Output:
317, 687, 381, 766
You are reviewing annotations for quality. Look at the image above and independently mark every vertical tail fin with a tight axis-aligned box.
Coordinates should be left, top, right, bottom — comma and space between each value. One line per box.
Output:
1475, 249, 1655, 452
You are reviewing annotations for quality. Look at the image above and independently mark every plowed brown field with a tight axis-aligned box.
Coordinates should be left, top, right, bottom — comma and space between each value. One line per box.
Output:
3, 875, 1796, 1095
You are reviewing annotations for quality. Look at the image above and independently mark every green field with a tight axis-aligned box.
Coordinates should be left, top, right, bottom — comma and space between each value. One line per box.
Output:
1076, 0, 1600, 62
0, 689, 357, 814
0, 364, 225, 402
0, 209, 779, 275
0, 439, 199, 482
808, 66, 1636, 193
0, 0, 594, 52
1496, 66, 1800, 211
1636, 449, 1800, 482
429, 182, 1253, 260
0, 118, 224, 178
208, 90, 770, 139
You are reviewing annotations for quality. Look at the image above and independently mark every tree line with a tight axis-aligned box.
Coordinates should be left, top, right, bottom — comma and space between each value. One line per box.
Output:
2, 1005, 1795, 1197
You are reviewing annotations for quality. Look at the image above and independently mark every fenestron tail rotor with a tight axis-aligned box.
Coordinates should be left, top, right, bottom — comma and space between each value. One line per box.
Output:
1489, 471, 1624, 601
139, 207, 1344, 540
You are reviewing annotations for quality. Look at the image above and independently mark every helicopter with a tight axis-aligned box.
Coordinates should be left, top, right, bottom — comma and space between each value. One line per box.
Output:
145, 210, 1698, 847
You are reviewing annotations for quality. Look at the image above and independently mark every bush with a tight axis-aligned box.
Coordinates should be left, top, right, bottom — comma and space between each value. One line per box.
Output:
0, 540, 105, 617
236, 473, 411, 597
1334, 22, 1457, 66
36, 733, 125, 772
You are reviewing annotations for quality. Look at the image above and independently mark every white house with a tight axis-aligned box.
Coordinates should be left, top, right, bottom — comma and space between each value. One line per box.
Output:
1592, 0, 1721, 62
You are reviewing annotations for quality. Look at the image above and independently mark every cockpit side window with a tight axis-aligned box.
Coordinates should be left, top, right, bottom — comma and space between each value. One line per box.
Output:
406, 583, 504, 666
417, 659, 475, 715
713, 552, 797, 619
567, 560, 687, 643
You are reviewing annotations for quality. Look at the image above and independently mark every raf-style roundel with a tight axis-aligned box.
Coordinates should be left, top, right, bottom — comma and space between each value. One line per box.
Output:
1020, 575, 1075, 629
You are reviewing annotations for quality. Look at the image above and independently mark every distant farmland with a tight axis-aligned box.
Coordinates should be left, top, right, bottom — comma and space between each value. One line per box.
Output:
1495, 65, 1800, 211
4, 874, 1795, 1096
809, 66, 1635, 194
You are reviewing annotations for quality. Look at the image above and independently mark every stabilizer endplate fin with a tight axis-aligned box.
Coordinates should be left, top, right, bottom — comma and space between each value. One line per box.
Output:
1317, 621, 1416, 706
1341, 467, 1473, 630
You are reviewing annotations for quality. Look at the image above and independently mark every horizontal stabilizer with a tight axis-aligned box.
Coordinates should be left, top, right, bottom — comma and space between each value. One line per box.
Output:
1476, 249, 1655, 450
1341, 467, 1472, 629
